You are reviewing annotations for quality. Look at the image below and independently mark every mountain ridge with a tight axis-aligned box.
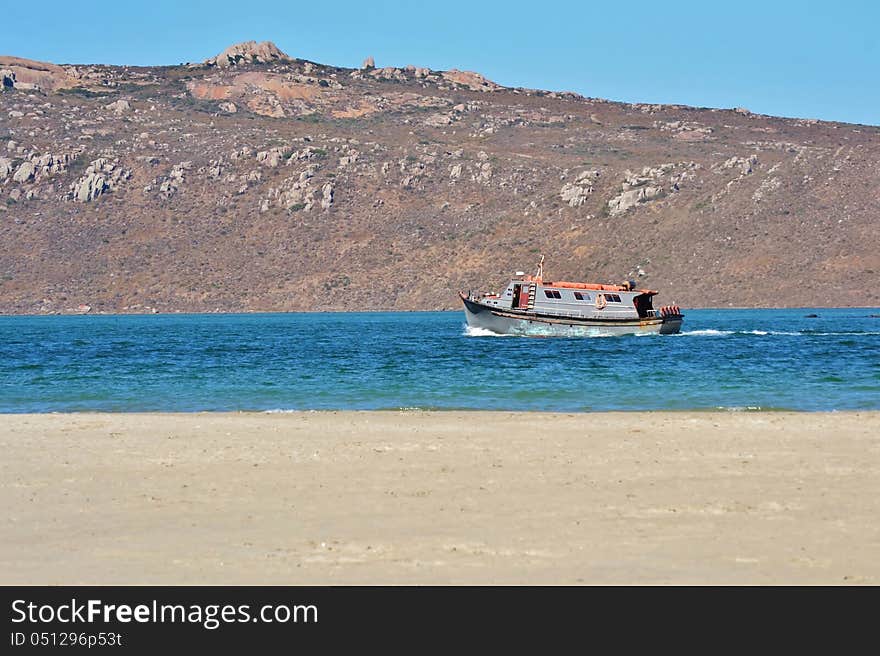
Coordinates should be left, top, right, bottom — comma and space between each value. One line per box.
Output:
1, 41, 878, 313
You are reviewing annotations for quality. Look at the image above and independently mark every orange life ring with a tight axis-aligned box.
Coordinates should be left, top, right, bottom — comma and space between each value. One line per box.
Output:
596, 293, 607, 310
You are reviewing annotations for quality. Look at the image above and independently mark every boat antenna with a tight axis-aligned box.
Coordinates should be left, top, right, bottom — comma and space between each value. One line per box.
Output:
535, 255, 544, 282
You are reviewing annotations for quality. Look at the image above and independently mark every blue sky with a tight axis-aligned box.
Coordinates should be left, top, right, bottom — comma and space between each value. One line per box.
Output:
5, 0, 878, 125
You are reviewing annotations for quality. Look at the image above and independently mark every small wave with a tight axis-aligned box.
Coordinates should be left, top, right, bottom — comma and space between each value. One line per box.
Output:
714, 406, 793, 412
800, 330, 880, 336
743, 330, 798, 335
764, 330, 880, 336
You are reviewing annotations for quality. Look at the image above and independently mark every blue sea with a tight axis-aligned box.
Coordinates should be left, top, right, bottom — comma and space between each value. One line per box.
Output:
0, 309, 878, 413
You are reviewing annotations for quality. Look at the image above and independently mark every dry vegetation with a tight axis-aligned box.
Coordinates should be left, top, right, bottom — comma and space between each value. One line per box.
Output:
1, 43, 878, 313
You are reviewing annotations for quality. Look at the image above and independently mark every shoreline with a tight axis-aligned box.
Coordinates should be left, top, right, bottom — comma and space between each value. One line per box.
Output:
2, 410, 879, 584
2, 407, 878, 415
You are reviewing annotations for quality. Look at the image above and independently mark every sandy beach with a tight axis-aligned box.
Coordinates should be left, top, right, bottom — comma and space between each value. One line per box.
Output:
1, 411, 878, 584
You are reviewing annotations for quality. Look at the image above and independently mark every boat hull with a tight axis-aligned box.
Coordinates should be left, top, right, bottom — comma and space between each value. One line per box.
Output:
461, 294, 682, 336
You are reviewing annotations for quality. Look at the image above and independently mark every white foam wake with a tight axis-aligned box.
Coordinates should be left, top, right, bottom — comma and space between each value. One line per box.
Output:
463, 324, 622, 338
462, 325, 512, 337
678, 329, 880, 337
676, 329, 733, 337
466, 325, 880, 339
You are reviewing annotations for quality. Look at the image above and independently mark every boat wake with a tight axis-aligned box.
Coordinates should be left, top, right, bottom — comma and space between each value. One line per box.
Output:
464, 325, 880, 339
463, 326, 513, 337
677, 329, 880, 337
677, 329, 733, 337
677, 329, 784, 336
463, 325, 621, 338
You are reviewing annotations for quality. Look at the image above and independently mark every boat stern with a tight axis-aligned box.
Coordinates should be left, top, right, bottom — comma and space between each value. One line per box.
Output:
658, 305, 684, 334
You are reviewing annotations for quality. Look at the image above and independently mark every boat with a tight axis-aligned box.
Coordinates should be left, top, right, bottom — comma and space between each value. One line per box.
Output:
460, 256, 683, 336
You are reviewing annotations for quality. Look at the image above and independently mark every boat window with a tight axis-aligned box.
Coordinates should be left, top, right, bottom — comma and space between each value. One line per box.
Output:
543, 290, 561, 299
606, 294, 622, 303
573, 292, 591, 301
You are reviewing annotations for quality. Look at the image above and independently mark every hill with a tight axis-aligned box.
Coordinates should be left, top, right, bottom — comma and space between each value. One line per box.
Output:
1, 41, 879, 313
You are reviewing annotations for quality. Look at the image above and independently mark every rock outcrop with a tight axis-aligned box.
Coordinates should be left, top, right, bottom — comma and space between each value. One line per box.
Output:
105, 99, 131, 115
0, 56, 77, 92
157, 162, 192, 198
607, 186, 663, 215
321, 182, 334, 210
204, 41, 291, 68
560, 170, 600, 207
607, 165, 677, 215
69, 158, 132, 202
33, 152, 77, 178
3, 151, 80, 185
713, 155, 758, 175
256, 146, 289, 168
441, 69, 500, 92
262, 164, 321, 212
12, 160, 35, 183
247, 94, 285, 118
0, 157, 13, 179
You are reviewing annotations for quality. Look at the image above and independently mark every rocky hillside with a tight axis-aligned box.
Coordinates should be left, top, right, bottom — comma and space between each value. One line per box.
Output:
1, 41, 878, 313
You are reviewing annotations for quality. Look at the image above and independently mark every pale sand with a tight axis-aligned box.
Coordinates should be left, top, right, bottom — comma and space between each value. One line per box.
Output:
1, 411, 879, 584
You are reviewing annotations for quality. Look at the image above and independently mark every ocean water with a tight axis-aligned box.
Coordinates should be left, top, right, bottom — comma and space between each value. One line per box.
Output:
0, 309, 878, 413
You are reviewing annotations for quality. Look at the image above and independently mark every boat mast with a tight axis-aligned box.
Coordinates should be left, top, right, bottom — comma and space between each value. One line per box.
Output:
535, 255, 544, 282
